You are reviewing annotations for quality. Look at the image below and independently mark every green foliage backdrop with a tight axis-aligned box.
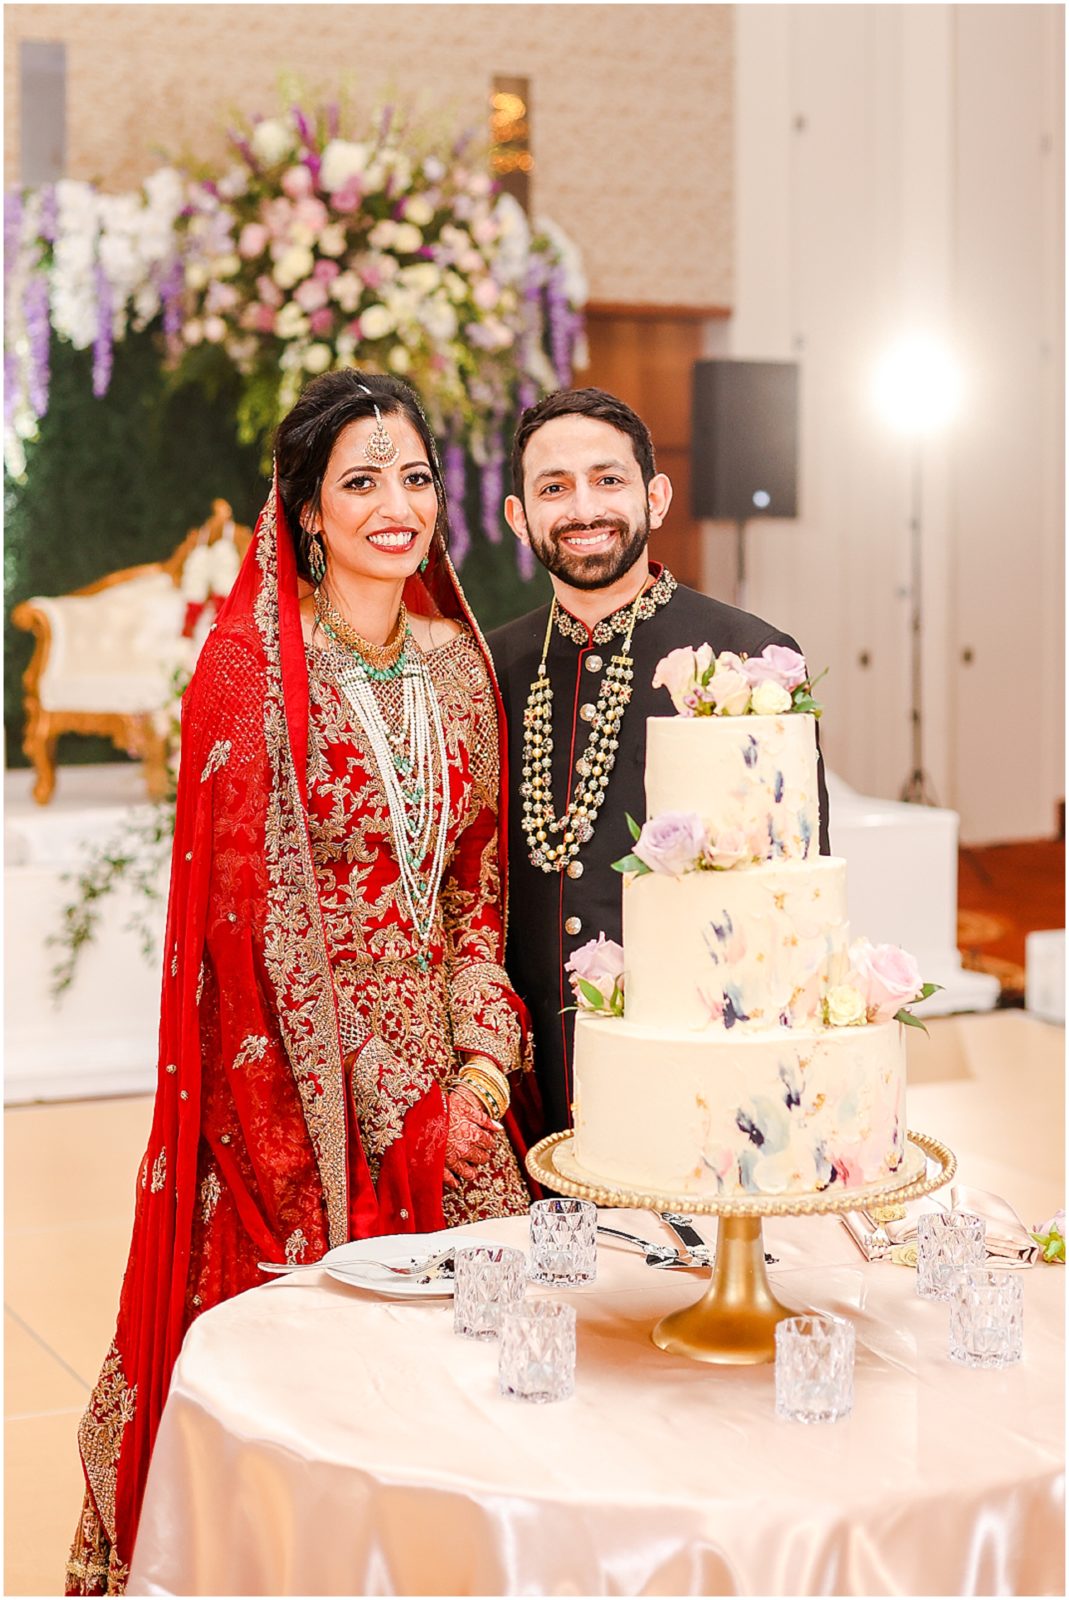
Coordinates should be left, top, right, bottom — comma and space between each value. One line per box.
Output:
4, 336, 548, 767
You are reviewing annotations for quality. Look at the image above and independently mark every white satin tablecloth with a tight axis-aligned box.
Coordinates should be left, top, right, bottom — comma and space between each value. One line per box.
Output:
126, 1196, 1063, 1597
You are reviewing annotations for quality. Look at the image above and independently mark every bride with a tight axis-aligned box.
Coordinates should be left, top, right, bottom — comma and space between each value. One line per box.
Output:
66, 371, 539, 1594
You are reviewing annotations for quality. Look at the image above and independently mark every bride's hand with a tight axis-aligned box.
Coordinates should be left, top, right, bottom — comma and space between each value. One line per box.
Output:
443, 1086, 499, 1191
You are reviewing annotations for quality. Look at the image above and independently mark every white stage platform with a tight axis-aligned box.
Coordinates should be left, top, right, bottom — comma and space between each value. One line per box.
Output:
5, 764, 168, 1103
6, 764, 999, 1105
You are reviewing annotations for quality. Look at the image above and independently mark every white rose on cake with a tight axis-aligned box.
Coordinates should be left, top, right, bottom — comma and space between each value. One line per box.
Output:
824, 985, 868, 1028
750, 679, 793, 716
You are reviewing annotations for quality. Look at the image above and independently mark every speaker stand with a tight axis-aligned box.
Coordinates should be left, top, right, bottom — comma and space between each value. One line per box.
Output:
733, 518, 748, 612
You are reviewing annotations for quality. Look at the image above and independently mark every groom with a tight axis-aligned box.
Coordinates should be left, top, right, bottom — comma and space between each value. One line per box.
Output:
488, 387, 829, 1137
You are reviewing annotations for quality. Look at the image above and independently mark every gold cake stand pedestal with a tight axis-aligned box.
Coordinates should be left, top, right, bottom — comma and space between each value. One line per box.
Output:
526, 1130, 956, 1366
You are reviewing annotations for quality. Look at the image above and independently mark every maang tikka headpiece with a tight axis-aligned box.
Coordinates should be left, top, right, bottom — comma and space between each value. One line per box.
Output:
359, 384, 400, 468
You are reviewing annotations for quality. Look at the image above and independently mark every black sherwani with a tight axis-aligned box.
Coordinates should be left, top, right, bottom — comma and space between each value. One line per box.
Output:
488, 567, 830, 1137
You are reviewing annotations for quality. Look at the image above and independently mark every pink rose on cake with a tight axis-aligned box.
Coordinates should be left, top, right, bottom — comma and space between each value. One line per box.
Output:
652, 645, 713, 714
707, 651, 752, 716
848, 939, 923, 1023
634, 812, 707, 876
742, 643, 809, 691
702, 827, 751, 871
566, 933, 625, 1015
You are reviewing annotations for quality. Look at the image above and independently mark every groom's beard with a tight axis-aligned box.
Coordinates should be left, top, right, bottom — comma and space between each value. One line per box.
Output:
526, 509, 651, 592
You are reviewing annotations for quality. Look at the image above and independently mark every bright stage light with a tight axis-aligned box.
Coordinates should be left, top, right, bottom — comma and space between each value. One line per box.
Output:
872, 336, 962, 435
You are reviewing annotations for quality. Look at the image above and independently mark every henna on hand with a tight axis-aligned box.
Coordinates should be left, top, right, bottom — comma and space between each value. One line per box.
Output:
444, 1085, 498, 1189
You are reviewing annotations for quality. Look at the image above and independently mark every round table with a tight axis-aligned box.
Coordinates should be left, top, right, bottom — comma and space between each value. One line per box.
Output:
126, 1207, 1063, 1596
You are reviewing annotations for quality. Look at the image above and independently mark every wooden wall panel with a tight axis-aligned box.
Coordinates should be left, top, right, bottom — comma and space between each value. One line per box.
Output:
581, 305, 727, 591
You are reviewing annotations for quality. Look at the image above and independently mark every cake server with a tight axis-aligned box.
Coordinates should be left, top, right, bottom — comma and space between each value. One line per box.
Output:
657, 1213, 713, 1265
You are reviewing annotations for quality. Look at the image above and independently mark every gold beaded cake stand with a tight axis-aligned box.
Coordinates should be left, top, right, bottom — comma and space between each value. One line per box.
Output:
526, 1130, 956, 1366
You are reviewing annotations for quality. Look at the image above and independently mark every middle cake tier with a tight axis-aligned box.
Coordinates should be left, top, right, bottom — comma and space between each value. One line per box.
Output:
622, 857, 848, 1032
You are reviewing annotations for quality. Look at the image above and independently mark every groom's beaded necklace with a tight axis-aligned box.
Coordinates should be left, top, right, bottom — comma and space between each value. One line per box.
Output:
521, 592, 642, 874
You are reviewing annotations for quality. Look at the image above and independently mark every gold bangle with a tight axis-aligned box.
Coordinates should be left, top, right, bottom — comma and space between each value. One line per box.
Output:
458, 1069, 508, 1120
460, 1056, 509, 1102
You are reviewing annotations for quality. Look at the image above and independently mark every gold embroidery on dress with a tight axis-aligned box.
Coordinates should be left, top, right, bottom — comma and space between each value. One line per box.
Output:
76, 1342, 137, 1545
255, 496, 349, 1248
196, 961, 206, 1005
285, 1228, 309, 1264
199, 1169, 222, 1222
350, 1035, 437, 1177
149, 1148, 166, 1193
449, 962, 524, 1070
200, 738, 232, 781
232, 1034, 269, 1069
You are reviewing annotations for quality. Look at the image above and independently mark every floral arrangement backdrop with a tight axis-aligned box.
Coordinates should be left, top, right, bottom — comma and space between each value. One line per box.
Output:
4, 98, 585, 762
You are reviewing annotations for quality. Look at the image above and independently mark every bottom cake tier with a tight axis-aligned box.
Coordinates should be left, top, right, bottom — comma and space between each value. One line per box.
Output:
572, 1014, 906, 1198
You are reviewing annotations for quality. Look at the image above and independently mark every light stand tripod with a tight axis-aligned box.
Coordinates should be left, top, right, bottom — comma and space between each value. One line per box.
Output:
899, 444, 939, 805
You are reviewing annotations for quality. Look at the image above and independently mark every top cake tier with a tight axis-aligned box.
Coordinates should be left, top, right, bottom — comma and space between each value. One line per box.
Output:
644, 712, 819, 862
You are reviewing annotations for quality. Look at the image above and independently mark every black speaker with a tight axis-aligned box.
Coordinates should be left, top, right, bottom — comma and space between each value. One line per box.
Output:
691, 360, 799, 520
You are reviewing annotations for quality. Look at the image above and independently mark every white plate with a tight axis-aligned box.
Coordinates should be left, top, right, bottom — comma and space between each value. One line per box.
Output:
322, 1229, 513, 1299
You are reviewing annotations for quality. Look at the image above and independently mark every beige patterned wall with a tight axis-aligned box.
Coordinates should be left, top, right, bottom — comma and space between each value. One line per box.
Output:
4, 3, 734, 308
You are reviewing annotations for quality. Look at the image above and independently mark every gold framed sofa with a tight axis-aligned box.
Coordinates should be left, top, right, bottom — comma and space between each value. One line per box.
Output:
12, 499, 251, 804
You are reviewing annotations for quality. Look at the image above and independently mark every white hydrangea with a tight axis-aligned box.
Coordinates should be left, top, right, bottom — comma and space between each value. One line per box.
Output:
249, 118, 295, 167
536, 215, 588, 306
318, 139, 369, 193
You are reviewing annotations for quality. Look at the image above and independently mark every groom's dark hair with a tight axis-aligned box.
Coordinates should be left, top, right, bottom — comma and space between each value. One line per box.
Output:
510, 387, 656, 500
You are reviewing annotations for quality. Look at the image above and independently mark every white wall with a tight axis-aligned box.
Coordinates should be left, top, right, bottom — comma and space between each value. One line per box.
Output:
711, 4, 1063, 843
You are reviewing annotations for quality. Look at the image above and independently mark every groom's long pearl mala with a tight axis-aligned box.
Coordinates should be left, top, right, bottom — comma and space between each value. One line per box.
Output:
521, 591, 642, 874
314, 586, 450, 956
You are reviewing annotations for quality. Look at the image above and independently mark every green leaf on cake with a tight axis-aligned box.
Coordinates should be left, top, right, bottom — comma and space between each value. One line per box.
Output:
894, 1006, 929, 1035
577, 978, 608, 1010
612, 852, 651, 876
917, 982, 944, 1001
625, 812, 642, 842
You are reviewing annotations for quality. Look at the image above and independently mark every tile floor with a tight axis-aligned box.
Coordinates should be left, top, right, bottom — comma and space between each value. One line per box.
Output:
5, 1013, 1064, 1596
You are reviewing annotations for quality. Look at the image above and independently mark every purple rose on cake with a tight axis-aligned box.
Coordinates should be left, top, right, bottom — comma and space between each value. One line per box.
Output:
634, 811, 707, 876
566, 933, 625, 1012
742, 643, 809, 691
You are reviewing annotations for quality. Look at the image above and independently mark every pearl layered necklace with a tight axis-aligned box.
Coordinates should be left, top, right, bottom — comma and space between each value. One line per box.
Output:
520, 593, 640, 873
315, 588, 449, 950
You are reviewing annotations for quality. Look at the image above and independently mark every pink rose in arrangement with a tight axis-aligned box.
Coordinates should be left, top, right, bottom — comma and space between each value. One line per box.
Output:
308, 307, 335, 336
566, 934, 626, 1013
280, 164, 315, 200
702, 827, 751, 871
256, 274, 283, 307
849, 939, 923, 1023
294, 196, 329, 233
742, 644, 809, 691
707, 651, 752, 716
313, 258, 341, 283
238, 222, 269, 259
294, 278, 329, 312
251, 303, 277, 333
634, 811, 707, 876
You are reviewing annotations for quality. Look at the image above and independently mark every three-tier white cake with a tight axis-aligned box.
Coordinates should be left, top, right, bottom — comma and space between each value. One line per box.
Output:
571, 712, 907, 1198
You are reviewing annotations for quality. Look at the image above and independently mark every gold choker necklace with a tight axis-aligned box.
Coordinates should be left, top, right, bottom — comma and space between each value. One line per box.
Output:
314, 588, 408, 673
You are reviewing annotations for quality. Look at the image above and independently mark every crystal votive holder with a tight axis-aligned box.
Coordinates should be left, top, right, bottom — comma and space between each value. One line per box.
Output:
775, 1314, 855, 1424
948, 1268, 1024, 1368
916, 1210, 987, 1300
528, 1198, 597, 1286
499, 1300, 577, 1403
453, 1245, 526, 1340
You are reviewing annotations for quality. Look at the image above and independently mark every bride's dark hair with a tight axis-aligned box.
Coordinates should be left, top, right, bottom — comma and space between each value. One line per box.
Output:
274, 370, 450, 582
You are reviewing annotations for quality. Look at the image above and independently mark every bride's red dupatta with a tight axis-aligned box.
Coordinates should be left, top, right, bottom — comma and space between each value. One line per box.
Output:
66, 481, 540, 1595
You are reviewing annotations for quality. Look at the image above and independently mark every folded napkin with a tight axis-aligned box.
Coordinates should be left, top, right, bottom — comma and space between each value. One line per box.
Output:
841, 1183, 1039, 1267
